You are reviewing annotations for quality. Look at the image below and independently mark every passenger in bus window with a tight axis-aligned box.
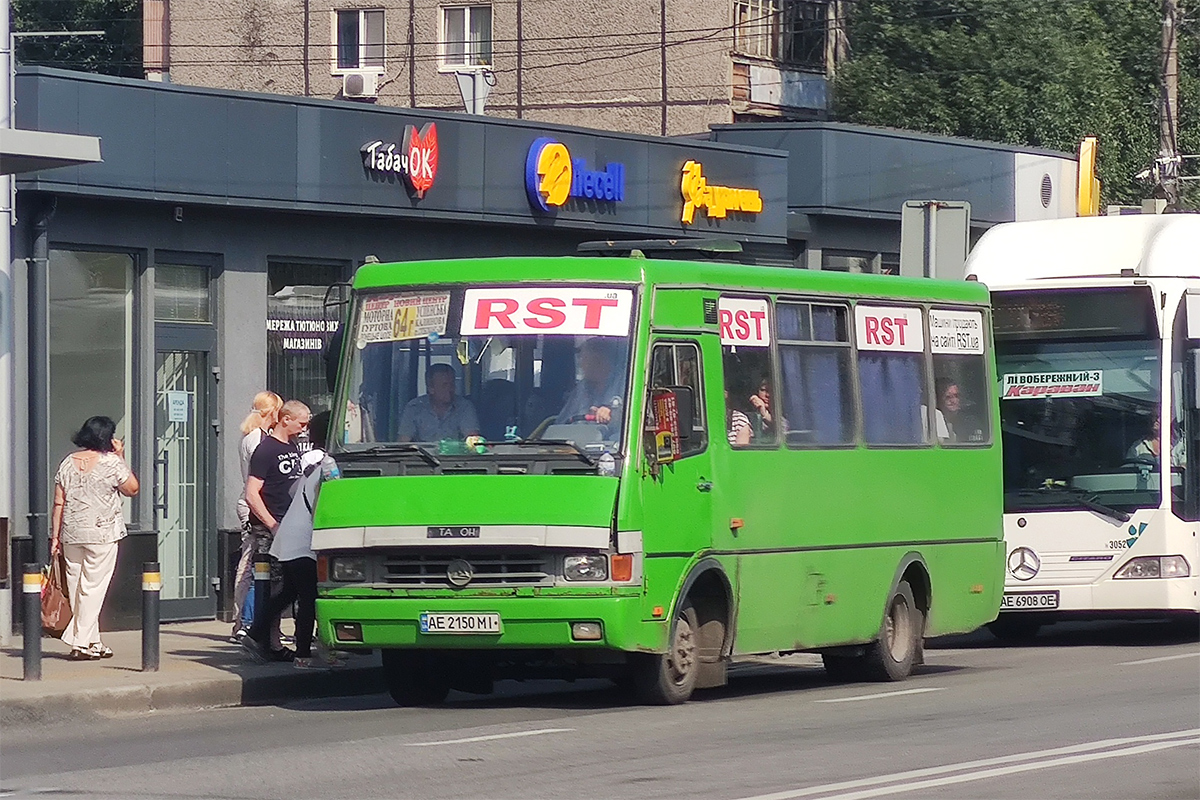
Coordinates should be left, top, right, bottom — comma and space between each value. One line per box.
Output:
934, 379, 959, 442
749, 377, 776, 438
397, 363, 480, 442
556, 338, 626, 426
726, 390, 751, 447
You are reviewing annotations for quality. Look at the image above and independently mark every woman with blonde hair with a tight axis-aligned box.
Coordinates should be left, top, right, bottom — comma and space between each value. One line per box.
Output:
51, 416, 139, 659
230, 391, 282, 641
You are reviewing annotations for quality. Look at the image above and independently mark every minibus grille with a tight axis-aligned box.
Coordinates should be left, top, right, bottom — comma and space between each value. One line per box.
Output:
382, 552, 553, 586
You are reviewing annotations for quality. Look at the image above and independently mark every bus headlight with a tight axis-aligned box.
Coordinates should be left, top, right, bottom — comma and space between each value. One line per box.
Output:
563, 554, 608, 581
330, 557, 367, 582
1113, 556, 1190, 580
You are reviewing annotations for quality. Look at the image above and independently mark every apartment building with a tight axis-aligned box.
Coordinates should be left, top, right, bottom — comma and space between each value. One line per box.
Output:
145, 0, 835, 135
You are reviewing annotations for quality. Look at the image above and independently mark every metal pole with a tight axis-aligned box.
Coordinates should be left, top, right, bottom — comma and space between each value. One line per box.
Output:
253, 555, 270, 632
22, 562, 41, 680
141, 561, 160, 672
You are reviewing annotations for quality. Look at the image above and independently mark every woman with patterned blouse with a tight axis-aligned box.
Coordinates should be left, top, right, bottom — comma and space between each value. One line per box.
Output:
50, 416, 140, 661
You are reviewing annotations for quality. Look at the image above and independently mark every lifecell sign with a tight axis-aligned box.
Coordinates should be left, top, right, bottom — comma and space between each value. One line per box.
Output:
855, 306, 924, 352
461, 288, 633, 337
718, 297, 770, 347
525, 138, 627, 211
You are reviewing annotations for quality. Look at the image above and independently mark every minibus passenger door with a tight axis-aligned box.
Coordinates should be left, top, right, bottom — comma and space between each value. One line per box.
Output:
641, 341, 715, 563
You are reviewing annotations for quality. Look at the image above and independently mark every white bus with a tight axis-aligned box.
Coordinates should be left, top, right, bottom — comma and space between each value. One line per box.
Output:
966, 214, 1200, 638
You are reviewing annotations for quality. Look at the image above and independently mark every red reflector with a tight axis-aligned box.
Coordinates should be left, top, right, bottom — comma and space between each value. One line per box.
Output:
652, 606, 664, 617
316, 555, 328, 582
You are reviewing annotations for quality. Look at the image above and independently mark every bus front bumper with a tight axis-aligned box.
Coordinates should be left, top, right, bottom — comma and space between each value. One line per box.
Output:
999, 575, 1200, 616
315, 593, 666, 652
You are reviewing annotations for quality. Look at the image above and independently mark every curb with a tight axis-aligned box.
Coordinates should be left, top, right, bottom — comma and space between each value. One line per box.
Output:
0, 665, 385, 726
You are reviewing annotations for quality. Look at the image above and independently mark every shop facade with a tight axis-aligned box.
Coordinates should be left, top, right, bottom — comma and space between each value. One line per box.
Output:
6, 68, 788, 626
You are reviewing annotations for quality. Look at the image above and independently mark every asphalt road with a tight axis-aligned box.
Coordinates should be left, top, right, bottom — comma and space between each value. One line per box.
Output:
3, 620, 1198, 800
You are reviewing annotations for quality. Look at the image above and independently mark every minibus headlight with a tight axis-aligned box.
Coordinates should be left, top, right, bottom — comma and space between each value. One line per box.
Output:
330, 557, 367, 582
1113, 556, 1190, 580
563, 554, 608, 581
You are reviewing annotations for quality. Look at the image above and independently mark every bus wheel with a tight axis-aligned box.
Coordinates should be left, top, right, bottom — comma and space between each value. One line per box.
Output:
632, 600, 700, 705
987, 616, 1042, 642
381, 649, 451, 706
861, 580, 920, 682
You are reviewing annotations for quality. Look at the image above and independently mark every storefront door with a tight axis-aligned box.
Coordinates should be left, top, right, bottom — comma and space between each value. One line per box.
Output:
153, 264, 218, 620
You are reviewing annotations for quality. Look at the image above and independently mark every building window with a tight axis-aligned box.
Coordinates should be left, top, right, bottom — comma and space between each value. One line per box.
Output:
336, 8, 384, 70
154, 265, 210, 323
267, 261, 346, 416
49, 250, 135, 516
734, 0, 826, 69
442, 5, 492, 67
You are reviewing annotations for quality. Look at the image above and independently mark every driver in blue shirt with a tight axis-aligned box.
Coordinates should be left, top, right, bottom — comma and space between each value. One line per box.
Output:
398, 363, 480, 442
556, 338, 626, 426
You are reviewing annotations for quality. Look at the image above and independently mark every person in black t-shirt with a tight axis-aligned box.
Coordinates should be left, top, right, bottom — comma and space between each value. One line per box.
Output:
243, 399, 310, 662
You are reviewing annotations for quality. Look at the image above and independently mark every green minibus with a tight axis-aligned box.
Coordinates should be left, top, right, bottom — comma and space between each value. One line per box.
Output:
314, 255, 1004, 704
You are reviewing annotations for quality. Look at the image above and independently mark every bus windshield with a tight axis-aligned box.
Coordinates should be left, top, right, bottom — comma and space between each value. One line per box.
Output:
994, 288, 1162, 514
335, 285, 635, 456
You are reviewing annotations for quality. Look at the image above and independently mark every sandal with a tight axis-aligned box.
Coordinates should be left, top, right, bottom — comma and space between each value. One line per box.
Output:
89, 643, 114, 659
69, 647, 100, 661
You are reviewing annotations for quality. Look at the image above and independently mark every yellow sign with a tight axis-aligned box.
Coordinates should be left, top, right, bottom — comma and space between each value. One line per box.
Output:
680, 160, 763, 224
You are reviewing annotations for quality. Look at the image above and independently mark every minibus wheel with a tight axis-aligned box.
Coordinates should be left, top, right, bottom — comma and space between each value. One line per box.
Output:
861, 580, 920, 681
632, 600, 700, 705
382, 649, 451, 706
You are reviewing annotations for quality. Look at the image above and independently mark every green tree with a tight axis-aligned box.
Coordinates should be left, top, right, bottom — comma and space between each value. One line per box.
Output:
12, 0, 141, 78
833, 0, 1198, 208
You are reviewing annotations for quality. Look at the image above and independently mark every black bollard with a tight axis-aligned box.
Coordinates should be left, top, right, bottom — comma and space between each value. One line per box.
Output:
22, 563, 42, 681
253, 555, 271, 631
142, 561, 161, 672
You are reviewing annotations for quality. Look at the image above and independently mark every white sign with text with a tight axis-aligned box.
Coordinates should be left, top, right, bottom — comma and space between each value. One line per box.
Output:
718, 297, 771, 347
461, 288, 633, 336
928, 309, 985, 354
855, 305, 924, 353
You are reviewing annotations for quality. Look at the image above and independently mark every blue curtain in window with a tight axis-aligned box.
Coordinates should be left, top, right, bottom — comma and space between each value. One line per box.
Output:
781, 348, 848, 444
859, 353, 924, 444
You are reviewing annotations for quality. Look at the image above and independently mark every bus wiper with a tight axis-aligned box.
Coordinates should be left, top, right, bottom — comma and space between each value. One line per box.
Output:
350, 443, 441, 468
509, 439, 597, 467
1014, 484, 1131, 523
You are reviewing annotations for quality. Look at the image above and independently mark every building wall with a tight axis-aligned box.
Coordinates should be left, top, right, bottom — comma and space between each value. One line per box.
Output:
162, 1, 821, 137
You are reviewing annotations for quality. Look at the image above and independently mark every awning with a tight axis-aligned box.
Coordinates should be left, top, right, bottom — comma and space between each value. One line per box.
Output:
0, 127, 101, 175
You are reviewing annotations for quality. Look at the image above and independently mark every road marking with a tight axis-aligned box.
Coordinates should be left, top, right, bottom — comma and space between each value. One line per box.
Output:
1117, 651, 1200, 666
404, 728, 574, 747
814, 687, 944, 704
734, 728, 1200, 800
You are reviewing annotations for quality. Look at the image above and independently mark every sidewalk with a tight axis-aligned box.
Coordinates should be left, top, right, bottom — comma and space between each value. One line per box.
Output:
0, 620, 383, 726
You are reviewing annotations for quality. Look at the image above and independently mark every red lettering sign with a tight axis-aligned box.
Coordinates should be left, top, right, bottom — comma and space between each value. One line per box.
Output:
462, 288, 633, 336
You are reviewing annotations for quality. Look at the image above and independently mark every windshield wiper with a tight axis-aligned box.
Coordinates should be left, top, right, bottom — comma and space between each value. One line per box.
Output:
508, 439, 597, 467
1012, 485, 1131, 523
344, 443, 441, 468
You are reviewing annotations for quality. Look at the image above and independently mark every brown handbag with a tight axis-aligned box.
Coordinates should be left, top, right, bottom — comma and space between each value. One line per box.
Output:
41, 552, 73, 638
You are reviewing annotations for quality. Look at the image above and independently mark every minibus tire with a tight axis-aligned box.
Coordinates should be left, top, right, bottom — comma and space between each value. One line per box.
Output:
381, 649, 451, 706
861, 580, 919, 682
632, 600, 700, 705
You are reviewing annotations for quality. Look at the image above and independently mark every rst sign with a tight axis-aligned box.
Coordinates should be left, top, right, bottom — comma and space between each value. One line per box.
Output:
461, 288, 633, 337
855, 306, 924, 352
719, 297, 770, 347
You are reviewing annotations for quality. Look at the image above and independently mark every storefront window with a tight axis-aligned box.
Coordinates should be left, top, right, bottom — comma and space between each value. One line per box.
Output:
267, 261, 344, 414
48, 250, 134, 506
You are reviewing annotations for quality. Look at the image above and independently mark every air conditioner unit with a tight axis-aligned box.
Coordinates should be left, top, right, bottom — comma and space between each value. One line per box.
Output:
342, 72, 378, 99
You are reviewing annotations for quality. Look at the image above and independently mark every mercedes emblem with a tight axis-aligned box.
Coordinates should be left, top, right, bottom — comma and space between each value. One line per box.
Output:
1007, 547, 1041, 581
